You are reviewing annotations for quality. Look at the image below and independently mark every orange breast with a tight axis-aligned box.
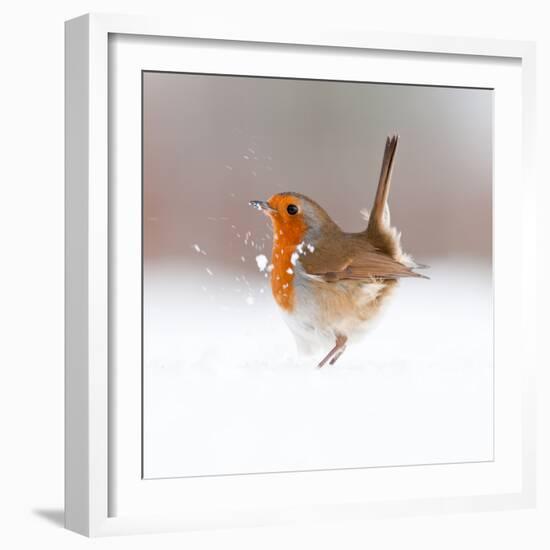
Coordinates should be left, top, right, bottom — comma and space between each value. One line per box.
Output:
270, 217, 307, 312
271, 246, 295, 311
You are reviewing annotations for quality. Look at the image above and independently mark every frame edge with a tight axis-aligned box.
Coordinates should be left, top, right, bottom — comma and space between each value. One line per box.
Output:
65, 13, 91, 537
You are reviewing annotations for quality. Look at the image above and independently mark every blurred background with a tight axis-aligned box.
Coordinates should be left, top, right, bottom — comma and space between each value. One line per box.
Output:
142, 72, 493, 479
143, 72, 492, 268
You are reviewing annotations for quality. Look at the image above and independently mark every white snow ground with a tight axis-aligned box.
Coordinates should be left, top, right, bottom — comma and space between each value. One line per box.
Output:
143, 259, 493, 479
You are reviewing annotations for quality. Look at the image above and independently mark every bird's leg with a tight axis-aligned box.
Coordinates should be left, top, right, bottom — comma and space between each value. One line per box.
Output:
317, 334, 348, 368
329, 344, 348, 365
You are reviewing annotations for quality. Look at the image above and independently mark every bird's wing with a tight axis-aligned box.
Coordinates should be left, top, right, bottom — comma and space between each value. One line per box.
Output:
301, 244, 426, 282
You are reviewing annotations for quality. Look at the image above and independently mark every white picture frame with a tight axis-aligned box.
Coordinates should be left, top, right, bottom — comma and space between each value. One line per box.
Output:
65, 13, 537, 537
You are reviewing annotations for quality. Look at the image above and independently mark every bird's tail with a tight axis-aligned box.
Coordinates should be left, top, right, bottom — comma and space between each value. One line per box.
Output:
365, 135, 400, 256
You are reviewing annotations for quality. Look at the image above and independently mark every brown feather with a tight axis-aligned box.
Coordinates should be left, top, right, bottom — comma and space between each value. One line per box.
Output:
300, 233, 426, 281
365, 134, 400, 256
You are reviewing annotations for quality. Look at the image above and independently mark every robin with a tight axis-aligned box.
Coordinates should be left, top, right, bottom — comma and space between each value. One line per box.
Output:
249, 135, 427, 367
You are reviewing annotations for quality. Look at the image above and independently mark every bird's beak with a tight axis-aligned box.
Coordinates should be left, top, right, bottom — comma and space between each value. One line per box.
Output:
249, 200, 276, 213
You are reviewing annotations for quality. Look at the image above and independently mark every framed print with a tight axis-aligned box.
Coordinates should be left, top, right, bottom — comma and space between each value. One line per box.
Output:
65, 13, 537, 536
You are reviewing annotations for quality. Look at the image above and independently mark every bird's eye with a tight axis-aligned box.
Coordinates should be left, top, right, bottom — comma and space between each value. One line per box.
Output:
287, 204, 299, 215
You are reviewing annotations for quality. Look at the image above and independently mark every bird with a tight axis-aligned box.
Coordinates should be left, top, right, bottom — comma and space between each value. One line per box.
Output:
249, 135, 427, 367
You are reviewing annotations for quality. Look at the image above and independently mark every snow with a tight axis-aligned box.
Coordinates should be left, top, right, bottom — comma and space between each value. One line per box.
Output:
143, 259, 493, 479
192, 243, 207, 256
255, 254, 268, 272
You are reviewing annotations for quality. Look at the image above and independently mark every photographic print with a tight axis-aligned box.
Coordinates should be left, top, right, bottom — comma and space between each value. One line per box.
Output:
142, 72, 493, 478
